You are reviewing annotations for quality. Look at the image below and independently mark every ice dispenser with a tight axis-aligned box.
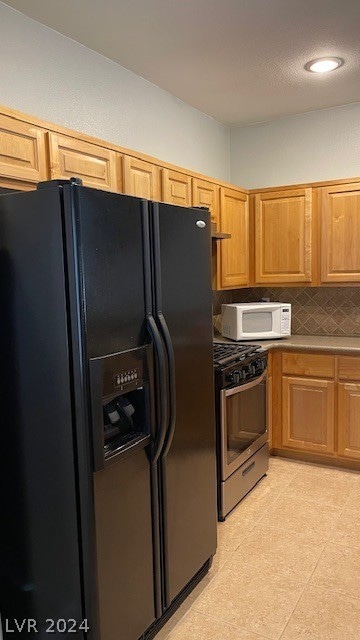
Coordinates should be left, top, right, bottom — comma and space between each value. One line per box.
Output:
89, 345, 154, 470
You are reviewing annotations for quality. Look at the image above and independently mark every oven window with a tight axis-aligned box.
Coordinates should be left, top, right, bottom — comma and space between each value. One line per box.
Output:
226, 379, 266, 464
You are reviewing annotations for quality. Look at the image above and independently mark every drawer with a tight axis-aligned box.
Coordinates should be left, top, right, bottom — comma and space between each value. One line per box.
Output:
282, 352, 335, 378
338, 356, 360, 381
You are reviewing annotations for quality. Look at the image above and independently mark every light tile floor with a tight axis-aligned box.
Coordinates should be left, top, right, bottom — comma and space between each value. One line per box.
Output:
155, 456, 360, 640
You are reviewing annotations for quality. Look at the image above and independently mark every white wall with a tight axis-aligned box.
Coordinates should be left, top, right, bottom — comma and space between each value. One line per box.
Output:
230, 103, 360, 189
0, 3, 230, 181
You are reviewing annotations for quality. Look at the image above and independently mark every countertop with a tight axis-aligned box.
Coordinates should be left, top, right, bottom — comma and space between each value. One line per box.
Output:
214, 333, 360, 355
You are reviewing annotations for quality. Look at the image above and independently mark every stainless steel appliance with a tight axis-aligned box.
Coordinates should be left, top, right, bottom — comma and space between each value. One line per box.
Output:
214, 343, 269, 520
0, 179, 217, 640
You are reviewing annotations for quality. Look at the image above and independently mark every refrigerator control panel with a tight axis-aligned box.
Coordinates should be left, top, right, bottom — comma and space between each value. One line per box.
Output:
99, 344, 153, 398
114, 368, 139, 387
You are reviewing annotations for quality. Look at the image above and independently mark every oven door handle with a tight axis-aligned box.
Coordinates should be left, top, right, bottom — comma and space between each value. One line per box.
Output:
222, 370, 267, 398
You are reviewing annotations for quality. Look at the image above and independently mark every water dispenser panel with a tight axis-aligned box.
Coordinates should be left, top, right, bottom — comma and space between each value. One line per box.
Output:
89, 345, 153, 469
101, 345, 151, 398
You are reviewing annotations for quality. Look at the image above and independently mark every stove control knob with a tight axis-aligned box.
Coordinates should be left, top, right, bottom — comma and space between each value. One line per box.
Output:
249, 364, 256, 376
233, 370, 241, 384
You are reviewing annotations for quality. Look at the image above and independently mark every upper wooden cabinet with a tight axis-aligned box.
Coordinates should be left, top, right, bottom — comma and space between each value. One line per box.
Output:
0, 114, 47, 188
49, 133, 120, 191
123, 156, 160, 200
254, 188, 312, 284
218, 188, 249, 288
192, 178, 220, 227
162, 169, 191, 206
320, 183, 360, 283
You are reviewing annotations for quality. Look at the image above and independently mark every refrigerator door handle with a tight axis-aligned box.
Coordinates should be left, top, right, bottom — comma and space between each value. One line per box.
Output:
141, 199, 169, 465
147, 314, 169, 464
157, 312, 176, 457
149, 202, 177, 458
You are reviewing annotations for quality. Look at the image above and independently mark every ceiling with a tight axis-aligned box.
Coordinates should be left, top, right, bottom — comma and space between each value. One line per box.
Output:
3, 0, 360, 126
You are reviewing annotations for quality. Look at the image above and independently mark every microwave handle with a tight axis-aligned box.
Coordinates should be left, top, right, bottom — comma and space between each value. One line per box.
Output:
222, 370, 267, 398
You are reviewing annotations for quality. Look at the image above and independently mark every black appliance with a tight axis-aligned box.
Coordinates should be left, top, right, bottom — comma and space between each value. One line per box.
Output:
0, 179, 217, 640
213, 342, 269, 520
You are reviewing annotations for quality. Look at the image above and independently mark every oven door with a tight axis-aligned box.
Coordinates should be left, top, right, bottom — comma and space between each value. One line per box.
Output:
220, 371, 267, 480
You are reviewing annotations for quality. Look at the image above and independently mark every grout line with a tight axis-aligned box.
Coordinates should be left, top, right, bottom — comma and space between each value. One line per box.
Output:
299, 581, 360, 603
177, 608, 273, 639
190, 605, 274, 639
278, 498, 349, 639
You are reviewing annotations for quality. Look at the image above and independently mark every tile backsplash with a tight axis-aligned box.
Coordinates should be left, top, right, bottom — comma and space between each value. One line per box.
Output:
213, 287, 360, 337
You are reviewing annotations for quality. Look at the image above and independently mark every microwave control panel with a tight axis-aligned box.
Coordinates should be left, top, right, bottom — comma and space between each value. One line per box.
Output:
280, 308, 291, 334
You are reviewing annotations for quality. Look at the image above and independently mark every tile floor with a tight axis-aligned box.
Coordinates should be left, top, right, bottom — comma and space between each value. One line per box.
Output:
155, 456, 360, 640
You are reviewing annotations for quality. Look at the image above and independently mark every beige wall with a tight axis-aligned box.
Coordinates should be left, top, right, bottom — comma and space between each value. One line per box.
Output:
230, 103, 360, 189
0, 3, 230, 181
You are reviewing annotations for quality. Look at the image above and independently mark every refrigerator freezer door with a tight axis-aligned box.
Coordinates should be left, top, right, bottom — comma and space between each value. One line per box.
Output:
0, 189, 84, 634
71, 187, 150, 358
151, 203, 217, 606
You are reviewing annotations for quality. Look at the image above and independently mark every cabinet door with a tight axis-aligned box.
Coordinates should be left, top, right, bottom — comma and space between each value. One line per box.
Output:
254, 188, 312, 284
321, 183, 360, 283
338, 383, 360, 460
219, 187, 249, 288
162, 169, 191, 206
267, 374, 273, 449
0, 114, 47, 187
49, 133, 120, 191
282, 376, 335, 454
192, 178, 220, 227
123, 156, 160, 200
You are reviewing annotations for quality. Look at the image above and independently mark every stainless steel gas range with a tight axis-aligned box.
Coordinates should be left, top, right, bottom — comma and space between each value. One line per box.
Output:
213, 342, 269, 521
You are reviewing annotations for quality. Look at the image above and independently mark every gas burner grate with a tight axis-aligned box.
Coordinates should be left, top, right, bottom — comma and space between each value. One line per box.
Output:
213, 342, 256, 366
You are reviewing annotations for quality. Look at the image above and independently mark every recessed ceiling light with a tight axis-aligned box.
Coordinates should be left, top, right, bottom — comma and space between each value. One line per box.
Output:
305, 57, 344, 73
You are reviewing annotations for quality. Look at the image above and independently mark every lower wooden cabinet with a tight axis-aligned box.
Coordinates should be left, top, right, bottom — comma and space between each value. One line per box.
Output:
271, 350, 360, 468
338, 383, 360, 460
267, 374, 273, 449
282, 376, 335, 454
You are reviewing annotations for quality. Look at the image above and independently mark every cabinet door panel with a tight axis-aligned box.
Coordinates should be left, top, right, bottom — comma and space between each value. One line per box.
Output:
338, 383, 360, 460
0, 114, 47, 186
282, 376, 334, 454
219, 187, 249, 288
267, 374, 273, 449
49, 133, 120, 191
192, 178, 220, 227
254, 189, 312, 283
123, 156, 160, 200
321, 184, 360, 282
162, 169, 191, 206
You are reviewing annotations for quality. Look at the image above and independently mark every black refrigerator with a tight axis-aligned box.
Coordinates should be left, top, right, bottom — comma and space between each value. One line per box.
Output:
0, 179, 217, 640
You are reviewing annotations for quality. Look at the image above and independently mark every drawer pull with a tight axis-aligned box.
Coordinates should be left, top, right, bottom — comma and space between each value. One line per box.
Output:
242, 461, 255, 476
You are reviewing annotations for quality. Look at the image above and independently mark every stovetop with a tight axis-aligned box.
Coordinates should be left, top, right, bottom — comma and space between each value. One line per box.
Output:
213, 342, 262, 368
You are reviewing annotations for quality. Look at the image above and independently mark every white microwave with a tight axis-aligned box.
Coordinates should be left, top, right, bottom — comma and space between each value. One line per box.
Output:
221, 302, 291, 341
